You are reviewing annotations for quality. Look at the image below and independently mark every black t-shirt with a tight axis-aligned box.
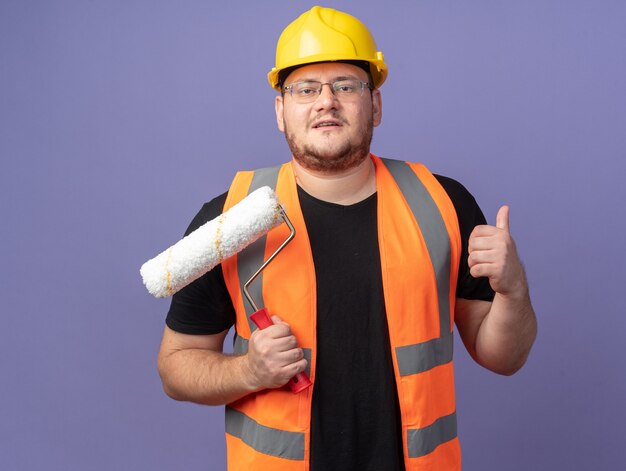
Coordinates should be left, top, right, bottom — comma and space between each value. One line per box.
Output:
166, 175, 494, 471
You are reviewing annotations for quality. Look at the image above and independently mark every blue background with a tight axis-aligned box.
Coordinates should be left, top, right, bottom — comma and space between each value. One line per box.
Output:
2, 1, 625, 469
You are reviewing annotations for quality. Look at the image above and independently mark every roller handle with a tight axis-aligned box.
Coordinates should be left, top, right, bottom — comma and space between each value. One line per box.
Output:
250, 308, 312, 394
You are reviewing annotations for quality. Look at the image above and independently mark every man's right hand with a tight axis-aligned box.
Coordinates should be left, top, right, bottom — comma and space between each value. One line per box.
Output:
244, 315, 308, 391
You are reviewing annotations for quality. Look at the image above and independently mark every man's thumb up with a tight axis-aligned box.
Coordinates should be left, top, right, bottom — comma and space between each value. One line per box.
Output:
496, 205, 510, 233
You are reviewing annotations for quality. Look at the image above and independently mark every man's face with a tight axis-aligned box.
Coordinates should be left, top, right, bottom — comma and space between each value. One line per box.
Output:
275, 62, 382, 174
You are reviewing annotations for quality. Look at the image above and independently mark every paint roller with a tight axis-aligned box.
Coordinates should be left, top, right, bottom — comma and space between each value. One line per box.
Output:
140, 186, 312, 393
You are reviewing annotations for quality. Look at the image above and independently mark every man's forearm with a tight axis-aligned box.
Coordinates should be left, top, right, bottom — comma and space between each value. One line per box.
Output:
157, 320, 308, 405
158, 349, 258, 406
475, 288, 537, 375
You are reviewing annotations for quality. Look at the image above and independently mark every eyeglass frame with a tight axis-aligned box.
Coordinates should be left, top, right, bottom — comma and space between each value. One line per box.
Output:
282, 79, 373, 102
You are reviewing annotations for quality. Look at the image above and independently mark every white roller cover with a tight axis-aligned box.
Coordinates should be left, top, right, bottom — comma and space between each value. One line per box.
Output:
140, 186, 282, 298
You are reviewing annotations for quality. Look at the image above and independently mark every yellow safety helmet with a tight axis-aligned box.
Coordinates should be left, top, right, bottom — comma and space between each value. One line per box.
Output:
268, 6, 387, 91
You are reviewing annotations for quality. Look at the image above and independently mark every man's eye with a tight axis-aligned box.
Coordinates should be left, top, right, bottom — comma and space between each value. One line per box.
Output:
335, 81, 356, 93
294, 83, 319, 95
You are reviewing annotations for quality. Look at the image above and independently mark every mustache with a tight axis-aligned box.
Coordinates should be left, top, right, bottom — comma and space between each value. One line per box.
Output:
308, 112, 348, 127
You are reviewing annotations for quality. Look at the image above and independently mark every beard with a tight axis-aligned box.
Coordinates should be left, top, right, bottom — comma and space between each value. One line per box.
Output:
284, 111, 374, 173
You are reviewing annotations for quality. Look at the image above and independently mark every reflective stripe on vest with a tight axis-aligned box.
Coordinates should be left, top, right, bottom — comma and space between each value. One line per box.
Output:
396, 330, 453, 376
408, 411, 458, 458
225, 407, 305, 461
236, 164, 281, 334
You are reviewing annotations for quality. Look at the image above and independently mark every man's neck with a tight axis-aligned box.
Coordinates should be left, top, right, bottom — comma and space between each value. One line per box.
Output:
292, 156, 376, 205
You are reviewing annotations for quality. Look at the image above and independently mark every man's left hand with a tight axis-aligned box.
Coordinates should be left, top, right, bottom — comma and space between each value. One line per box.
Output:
467, 205, 527, 297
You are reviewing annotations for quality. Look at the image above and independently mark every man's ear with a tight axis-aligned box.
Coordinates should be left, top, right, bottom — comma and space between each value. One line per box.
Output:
275, 95, 285, 132
372, 89, 382, 127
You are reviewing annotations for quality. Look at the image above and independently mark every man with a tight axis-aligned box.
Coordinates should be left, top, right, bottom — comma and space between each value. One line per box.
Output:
157, 6, 537, 471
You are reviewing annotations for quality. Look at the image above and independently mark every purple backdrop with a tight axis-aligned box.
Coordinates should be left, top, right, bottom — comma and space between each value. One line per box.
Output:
2, 1, 625, 469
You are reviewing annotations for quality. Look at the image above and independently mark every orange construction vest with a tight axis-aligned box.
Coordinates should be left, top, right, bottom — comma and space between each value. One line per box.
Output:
221, 154, 462, 470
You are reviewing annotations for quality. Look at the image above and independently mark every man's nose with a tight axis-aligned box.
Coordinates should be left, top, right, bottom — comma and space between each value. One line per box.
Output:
314, 83, 338, 109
